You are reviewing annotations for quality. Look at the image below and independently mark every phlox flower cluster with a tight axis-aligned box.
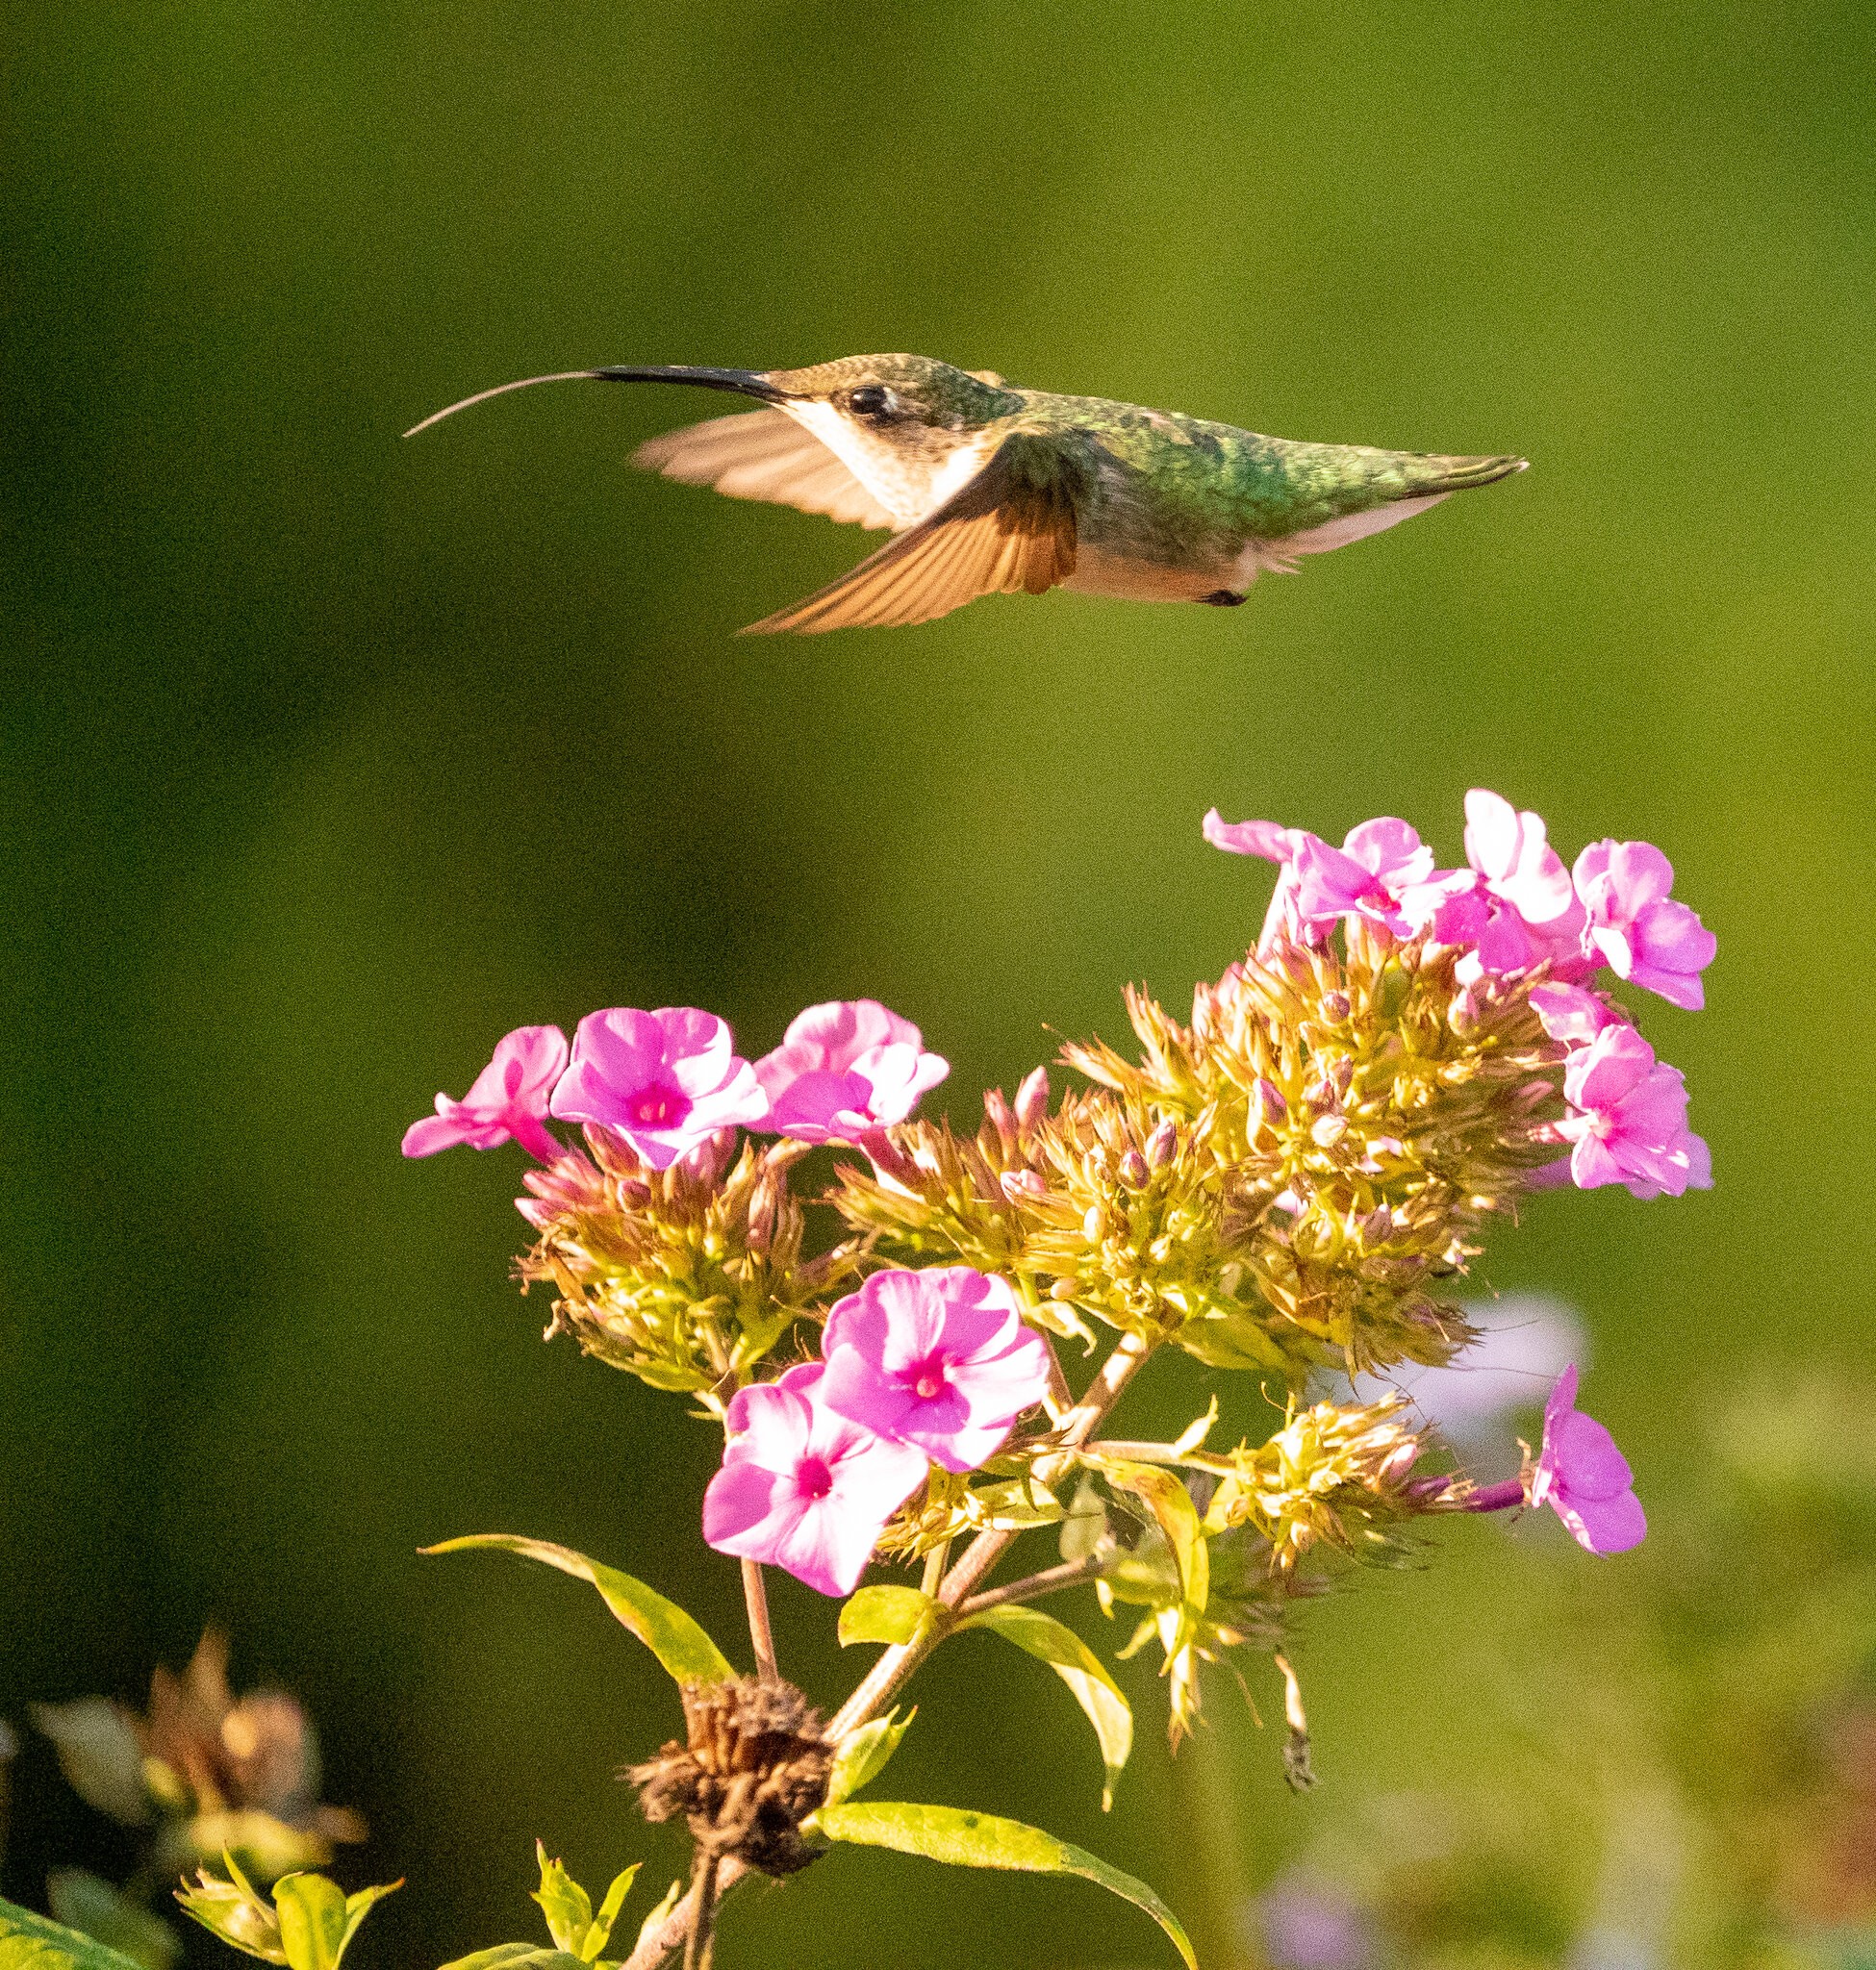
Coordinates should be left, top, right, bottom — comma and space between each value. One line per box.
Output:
1204, 787, 1713, 1200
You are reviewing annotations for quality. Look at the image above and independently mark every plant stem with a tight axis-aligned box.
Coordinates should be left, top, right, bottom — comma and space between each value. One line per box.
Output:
740, 1559, 778, 1681
954, 1552, 1108, 1617
682, 1853, 720, 1970
920, 1537, 951, 1599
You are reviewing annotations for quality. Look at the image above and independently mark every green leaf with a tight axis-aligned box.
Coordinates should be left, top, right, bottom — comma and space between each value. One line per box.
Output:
957, 1605, 1133, 1810
47, 1873, 178, 1970
528, 1847, 591, 1956
0, 1895, 153, 1970
424, 1535, 733, 1685
272, 1876, 347, 1970
824, 1707, 916, 1808
807, 1803, 1195, 1970
837, 1585, 938, 1648
583, 1869, 639, 1962
174, 1855, 284, 1963
334, 1887, 400, 1970
630, 1883, 684, 1962
1102, 1464, 1208, 1614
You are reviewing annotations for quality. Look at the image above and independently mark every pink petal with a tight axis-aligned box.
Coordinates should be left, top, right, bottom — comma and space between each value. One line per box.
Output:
1603, 842, 1675, 912
1203, 811, 1297, 862
1552, 1408, 1635, 1501
403, 1110, 494, 1157
1529, 984, 1618, 1047
723, 1380, 815, 1462
1555, 1486, 1647, 1555
1341, 818, 1433, 886
701, 1459, 796, 1554
1463, 790, 1523, 882
1564, 1026, 1657, 1112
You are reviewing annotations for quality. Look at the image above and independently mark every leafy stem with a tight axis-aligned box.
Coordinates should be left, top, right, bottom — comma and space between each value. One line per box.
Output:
953, 1551, 1110, 1618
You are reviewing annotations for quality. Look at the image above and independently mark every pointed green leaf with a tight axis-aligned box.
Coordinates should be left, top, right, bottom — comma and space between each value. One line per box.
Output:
957, 1605, 1132, 1810
333, 1886, 400, 1970
806, 1802, 1195, 1970
582, 1867, 639, 1963
272, 1877, 348, 1970
47, 1873, 179, 1970
631, 1883, 684, 1962
0, 1895, 154, 1970
424, 1536, 732, 1685
836, 1585, 938, 1648
529, 1846, 591, 1956
824, 1707, 915, 1808
1103, 1464, 1208, 1613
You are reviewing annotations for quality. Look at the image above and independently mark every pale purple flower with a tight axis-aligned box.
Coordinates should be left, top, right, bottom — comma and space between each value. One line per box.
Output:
1528, 1363, 1646, 1553
1557, 1024, 1711, 1200
819, 1267, 1053, 1473
1573, 840, 1716, 1011
702, 1362, 926, 1598
547, 1007, 767, 1171
1255, 1875, 1379, 1970
754, 999, 949, 1145
402, 1023, 568, 1161
1528, 981, 1621, 1048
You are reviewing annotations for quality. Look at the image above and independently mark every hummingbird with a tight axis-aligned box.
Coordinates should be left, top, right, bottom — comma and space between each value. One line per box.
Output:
405, 354, 1526, 634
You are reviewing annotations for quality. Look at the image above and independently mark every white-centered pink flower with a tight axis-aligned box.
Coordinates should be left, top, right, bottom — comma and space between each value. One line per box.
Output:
1573, 840, 1716, 1010
818, 1266, 1053, 1473
401, 1023, 569, 1162
1428, 790, 1587, 978
1557, 1024, 1711, 1200
548, 1006, 767, 1170
1528, 1364, 1646, 1553
754, 999, 949, 1145
1203, 809, 1436, 945
701, 1363, 926, 1598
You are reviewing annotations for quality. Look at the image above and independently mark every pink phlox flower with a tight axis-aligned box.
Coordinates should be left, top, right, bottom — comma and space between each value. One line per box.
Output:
702, 1362, 926, 1598
1203, 809, 1436, 945
1527, 1363, 1646, 1553
1557, 1024, 1711, 1200
1432, 791, 1587, 980
548, 1006, 767, 1171
818, 1266, 1053, 1474
1573, 840, 1716, 1010
755, 999, 949, 1144
1289, 819, 1437, 935
1527, 982, 1622, 1048
401, 1023, 568, 1162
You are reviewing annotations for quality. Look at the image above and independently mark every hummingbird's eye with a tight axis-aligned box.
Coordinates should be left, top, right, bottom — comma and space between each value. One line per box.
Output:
848, 384, 894, 418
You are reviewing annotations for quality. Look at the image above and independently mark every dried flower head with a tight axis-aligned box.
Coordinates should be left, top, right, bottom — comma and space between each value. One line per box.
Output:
626, 1678, 832, 1877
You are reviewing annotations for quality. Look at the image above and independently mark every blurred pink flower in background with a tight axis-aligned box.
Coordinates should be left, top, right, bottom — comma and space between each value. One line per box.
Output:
755, 998, 949, 1144
401, 1023, 568, 1161
819, 1266, 1053, 1473
1528, 1363, 1647, 1553
702, 1362, 926, 1597
1559, 1024, 1711, 1199
549, 1006, 767, 1170
1574, 840, 1717, 1010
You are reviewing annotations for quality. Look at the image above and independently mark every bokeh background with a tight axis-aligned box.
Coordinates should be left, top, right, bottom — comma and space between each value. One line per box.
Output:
7, 2, 1876, 1964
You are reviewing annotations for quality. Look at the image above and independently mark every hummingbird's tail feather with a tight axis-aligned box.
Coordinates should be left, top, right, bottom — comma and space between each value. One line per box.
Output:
742, 435, 1077, 634
1414, 452, 1529, 491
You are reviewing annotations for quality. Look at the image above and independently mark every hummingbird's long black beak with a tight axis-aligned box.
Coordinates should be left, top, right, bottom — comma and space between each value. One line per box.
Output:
403, 365, 794, 438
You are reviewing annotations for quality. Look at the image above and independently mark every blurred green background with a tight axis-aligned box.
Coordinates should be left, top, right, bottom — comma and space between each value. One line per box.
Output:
6, 1, 1875, 1964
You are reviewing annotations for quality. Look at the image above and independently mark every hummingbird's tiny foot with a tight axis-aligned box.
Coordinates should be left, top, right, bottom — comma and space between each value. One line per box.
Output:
1200, 589, 1247, 607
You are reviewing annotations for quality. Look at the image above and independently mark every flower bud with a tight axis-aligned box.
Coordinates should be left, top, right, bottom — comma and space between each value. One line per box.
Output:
982, 1088, 1017, 1148
1000, 1169, 1048, 1202
1321, 990, 1352, 1023
1049, 1276, 1082, 1301
1119, 1149, 1150, 1189
1254, 1077, 1288, 1123
1448, 986, 1482, 1034
1082, 1204, 1105, 1242
1359, 1204, 1393, 1245
1014, 1066, 1051, 1133
1145, 1119, 1178, 1168
1310, 1113, 1349, 1149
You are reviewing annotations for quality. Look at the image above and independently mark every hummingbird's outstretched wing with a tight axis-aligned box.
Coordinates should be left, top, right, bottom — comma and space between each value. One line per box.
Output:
741, 435, 1078, 634
631, 409, 898, 531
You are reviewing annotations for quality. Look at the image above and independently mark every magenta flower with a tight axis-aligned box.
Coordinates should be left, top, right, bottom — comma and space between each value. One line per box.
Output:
1527, 981, 1620, 1048
701, 1363, 926, 1597
1203, 809, 1436, 944
1528, 1364, 1646, 1553
548, 1006, 767, 1171
402, 1023, 568, 1162
818, 1267, 1053, 1473
1557, 1024, 1711, 1200
754, 999, 950, 1144
1429, 790, 1586, 977
1573, 840, 1716, 1011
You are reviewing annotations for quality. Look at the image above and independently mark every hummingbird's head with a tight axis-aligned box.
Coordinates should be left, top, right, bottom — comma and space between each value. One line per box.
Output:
756, 355, 1027, 519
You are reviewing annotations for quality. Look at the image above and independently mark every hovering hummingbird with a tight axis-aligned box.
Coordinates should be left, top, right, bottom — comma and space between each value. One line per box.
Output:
406, 355, 1526, 634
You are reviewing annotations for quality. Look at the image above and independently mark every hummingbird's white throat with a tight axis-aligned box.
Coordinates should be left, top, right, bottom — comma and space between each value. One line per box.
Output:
778, 399, 994, 530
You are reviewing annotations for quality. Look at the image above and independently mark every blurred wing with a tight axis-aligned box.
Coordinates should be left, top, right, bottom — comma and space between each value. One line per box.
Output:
741, 436, 1079, 635
631, 409, 898, 530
